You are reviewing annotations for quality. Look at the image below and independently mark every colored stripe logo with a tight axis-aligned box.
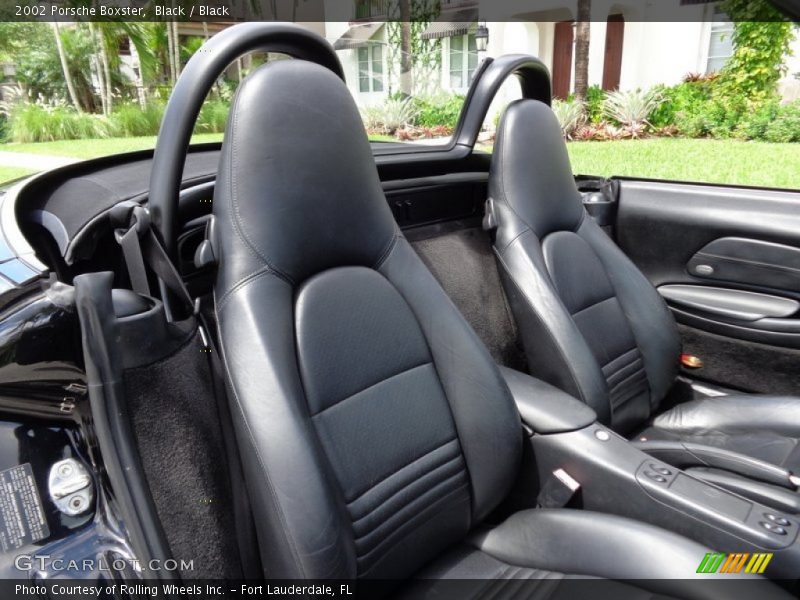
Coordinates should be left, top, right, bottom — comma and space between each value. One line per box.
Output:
697, 552, 772, 574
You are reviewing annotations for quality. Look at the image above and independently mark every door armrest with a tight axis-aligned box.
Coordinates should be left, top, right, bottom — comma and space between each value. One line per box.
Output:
499, 366, 596, 434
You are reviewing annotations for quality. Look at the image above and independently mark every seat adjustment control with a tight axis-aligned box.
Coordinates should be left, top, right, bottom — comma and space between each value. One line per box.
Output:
644, 471, 667, 483
649, 463, 672, 476
760, 521, 788, 535
764, 513, 791, 527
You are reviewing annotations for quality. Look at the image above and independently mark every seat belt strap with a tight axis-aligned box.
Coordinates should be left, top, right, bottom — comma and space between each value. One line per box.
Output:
111, 202, 193, 315
116, 225, 150, 297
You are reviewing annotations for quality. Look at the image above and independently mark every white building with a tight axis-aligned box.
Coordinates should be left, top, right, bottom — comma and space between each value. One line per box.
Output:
325, 0, 800, 106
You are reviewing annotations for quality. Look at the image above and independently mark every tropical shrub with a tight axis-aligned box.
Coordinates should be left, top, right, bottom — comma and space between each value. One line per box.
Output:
109, 101, 164, 137
195, 99, 229, 133
360, 97, 418, 135
603, 88, 663, 137
763, 101, 800, 143
551, 98, 585, 138
649, 81, 711, 128
719, 0, 794, 103
7, 101, 112, 142
585, 85, 606, 124
412, 93, 464, 129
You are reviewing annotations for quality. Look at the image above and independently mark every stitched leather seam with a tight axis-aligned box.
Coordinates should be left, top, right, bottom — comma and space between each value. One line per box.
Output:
353, 471, 467, 546
310, 361, 432, 418
494, 104, 585, 239
355, 484, 469, 569
601, 347, 639, 371
349, 454, 464, 525
373, 232, 400, 270
228, 83, 296, 286
346, 437, 459, 504
213, 316, 309, 578
348, 449, 461, 517
606, 357, 644, 387
611, 382, 648, 410
609, 365, 647, 393
569, 294, 617, 319
498, 226, 534, 253
216, 266, 287, 312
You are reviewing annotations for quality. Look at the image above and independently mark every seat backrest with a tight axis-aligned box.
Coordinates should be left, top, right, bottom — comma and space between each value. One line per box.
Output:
212, 59, 522, 580
488, 99, 681, 433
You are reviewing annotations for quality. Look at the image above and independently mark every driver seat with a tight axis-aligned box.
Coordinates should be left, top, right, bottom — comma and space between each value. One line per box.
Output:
210, 57, 760, 594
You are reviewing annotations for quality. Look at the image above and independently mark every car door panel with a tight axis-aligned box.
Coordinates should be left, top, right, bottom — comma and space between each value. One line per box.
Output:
615, 179, 800, 395
686, 237, 800, 292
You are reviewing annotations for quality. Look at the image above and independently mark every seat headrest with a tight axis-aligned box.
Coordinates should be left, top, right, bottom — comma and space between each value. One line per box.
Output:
213, 60, 397, 287
489, 99, 585, 237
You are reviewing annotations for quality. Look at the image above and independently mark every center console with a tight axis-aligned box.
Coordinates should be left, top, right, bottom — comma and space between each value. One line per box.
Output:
500, 367, 800, 580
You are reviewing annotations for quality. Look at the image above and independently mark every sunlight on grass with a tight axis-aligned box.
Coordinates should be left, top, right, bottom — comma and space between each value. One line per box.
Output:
0, 166, 36, 186
567, 138, 800, 189
2, 137, 799, 190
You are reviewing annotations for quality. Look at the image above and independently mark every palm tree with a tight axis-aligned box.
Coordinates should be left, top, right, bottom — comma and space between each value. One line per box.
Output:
399, 0, 412, 97
51, 22, 82, 112
574, 0, 591, 102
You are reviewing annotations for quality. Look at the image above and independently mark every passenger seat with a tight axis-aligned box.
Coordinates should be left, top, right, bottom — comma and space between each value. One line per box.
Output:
486, 98, 800, 512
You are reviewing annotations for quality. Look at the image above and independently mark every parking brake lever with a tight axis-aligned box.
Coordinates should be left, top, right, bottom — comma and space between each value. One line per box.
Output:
632, 439, 800, 491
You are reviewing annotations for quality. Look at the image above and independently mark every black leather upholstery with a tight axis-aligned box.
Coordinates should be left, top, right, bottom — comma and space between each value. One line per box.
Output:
489, 99, 800, 499
211, 59, 774, 592
499, 366, 596, 434
640, 395, 800, 473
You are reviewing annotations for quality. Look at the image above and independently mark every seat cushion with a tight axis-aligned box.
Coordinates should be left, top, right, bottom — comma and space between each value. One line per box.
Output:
398, 509, 785, 599
641, 395, 800, 472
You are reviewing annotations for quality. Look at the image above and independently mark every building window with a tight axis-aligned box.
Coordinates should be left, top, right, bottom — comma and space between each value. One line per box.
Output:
706, 5, 734, 73
358, 44, 384, 93
448, 33, 477, 89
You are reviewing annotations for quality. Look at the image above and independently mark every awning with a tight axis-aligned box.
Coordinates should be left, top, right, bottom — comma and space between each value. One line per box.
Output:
333, 22, 383, 50
420, 8, 478, 40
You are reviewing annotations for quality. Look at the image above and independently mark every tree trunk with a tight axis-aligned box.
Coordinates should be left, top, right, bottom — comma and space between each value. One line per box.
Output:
166, 22, 176, 86
52, 22, 82, 112
172, 20, 181, 79
99, 28, 113, 115
574, 0, 591, 102
129, 38, 147, 108
88, 24, 107, 115
399, 0, 412, 97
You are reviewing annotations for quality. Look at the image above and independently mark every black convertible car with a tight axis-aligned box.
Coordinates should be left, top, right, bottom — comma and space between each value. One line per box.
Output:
0, 21, 799, 599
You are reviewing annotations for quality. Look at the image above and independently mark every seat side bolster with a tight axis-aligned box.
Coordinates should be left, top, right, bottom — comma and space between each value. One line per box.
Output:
654, 395, 800, 437
470, 509, 777, 589
579, 217, 682, 410
217, 277, 357, 579
378, 237, 523, 524
494, 232, 611, 424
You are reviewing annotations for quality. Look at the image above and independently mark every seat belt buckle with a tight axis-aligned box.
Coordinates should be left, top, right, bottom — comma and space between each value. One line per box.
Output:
536, 468, 581, 509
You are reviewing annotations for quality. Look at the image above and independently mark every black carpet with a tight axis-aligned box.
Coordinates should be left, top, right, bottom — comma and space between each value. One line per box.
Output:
678, 324, 800, 396
124, 333, 241, 579
409, 224, 527, 371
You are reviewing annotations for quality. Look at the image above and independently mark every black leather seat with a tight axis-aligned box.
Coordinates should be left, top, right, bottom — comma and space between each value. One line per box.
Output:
487, 99, 800, 505
206, 59, 764, 594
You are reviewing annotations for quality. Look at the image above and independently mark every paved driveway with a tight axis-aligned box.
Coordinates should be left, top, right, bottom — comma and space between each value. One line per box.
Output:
0, 151, 80, 170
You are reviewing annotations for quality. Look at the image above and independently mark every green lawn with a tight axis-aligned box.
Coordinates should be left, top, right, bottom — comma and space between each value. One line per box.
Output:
0, 166, 36, 185
2, 136, 799, 190
1, 132, 396, 160
566, 138, 800, 189
2, 133, 224, 159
